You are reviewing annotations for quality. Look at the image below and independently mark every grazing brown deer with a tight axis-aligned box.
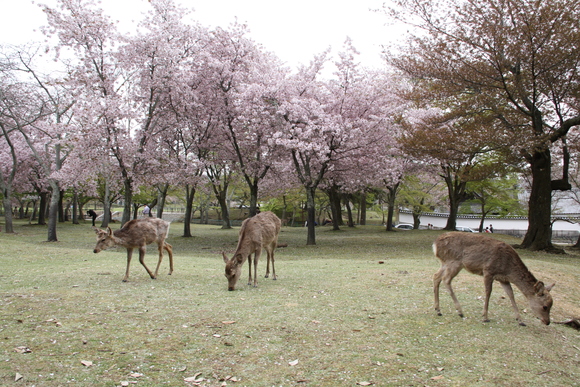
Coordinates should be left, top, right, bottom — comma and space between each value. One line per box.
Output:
433, 232, 554, 326
222, 211, 281, 291
93, 218, 174, 282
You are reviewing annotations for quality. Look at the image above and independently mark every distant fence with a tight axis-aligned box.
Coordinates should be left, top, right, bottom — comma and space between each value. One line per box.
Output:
496, 229, 579, 243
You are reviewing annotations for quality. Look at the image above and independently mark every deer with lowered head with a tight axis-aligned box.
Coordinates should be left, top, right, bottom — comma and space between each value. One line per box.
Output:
223, 211, 281, 291
93, 217, 174, 282
433, 232, 554, 326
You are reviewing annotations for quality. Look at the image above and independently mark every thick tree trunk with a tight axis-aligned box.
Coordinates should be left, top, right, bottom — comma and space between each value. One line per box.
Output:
101, 180, 111, 228
58, 190, 65, 223
327, 186, 342, 231
385, 184, 398, 231
121, 178, 132, 226
443, 172, 465, 231
359, 193, 367, 226
47, 183, 60, 242
305, 187, 317, 245
521, 148, 554, 251
183, 184, 195, 238
344, 195, 354, 227
216, 189, 231, 229
72, 190, 79, 225
248, 181, 259, 217
156, 183, 169, 219
445, 199, 459, 231
2, 193, 14, 233
38, 191, 48, 225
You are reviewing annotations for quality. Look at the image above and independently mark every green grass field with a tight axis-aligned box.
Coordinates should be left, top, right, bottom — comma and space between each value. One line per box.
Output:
1, 220, 579, 386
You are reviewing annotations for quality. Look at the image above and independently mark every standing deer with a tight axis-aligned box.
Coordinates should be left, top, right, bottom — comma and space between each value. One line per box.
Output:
433, 232, 554, 326
93, 218, 174, 282
222, 211, 281, 291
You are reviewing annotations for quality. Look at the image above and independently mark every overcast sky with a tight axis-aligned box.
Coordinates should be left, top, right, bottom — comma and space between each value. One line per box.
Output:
1, 0, 400, 70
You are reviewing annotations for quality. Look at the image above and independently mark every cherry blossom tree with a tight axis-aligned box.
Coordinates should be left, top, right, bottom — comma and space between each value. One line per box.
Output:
275, 42, 402, 244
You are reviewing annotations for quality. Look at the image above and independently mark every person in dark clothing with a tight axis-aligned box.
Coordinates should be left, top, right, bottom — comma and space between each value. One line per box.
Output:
87, 209, 98, 226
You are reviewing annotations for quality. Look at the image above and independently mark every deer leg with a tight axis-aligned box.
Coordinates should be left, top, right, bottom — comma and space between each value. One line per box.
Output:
482, 274, 494, 322
269, 248, 276, 280
153, 242, 164, 279
164, 242, 174, 275
441, 263, 464, 318
123, 248, 134, 282
138, 246, 155, 279
247, 254, 253, 286
433, 267, 444, 316
253, 249, 261, 287
500, 281, 525, 326
265, 249, 271, 278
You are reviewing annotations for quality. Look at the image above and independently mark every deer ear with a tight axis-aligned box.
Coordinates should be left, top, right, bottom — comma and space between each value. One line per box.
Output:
107, 227, 113, 236
545, 283, 555, 292
534, 281, 546, 295
234, 254, 244, 265
93, 227, 100, 234
222, 252, 229, 264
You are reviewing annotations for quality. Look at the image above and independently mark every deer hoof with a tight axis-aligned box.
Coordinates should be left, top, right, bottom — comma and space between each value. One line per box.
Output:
459, 313, 465, 318
265, 274, 269, 278
518, 321, 527, 327
483, 319, 490, 323
437, 312, 442, 316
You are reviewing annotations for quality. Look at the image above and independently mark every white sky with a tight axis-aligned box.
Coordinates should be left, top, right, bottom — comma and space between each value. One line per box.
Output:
0, 0, 400, 70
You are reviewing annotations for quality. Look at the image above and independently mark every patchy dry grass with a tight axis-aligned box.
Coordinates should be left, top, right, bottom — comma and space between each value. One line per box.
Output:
1, 220, 579, 386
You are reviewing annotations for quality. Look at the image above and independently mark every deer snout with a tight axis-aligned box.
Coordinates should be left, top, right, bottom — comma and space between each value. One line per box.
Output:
542, 318, 550, 325
93, 248, 100, 253
228, 287, 234, 291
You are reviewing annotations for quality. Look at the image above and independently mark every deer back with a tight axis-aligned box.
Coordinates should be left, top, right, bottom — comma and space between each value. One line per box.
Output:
434, 232, 530, 280
232, 211, 281, 259
94, 218, 169, 251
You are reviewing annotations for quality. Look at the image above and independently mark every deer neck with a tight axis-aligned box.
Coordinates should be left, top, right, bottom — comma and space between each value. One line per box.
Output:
508, 266, 538, 298
112, 230, 131, 247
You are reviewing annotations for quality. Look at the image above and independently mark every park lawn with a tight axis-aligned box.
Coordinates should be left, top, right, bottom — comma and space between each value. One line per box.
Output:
0, 220, 579, 386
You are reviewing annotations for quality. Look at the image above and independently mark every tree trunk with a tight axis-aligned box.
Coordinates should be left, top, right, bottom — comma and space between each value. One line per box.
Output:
344, 195, 354, 227
359, 193, 367, 226
442, 170, 465, 231
327, 185, 342, 231
305, 187, 317, 245
72, 190, 79, 225
216, 188, 231, 229
2, 193, 14, 233
445, 196, 459, 231
58, 190, 65, 223
121, 178, 132, 226
156, 183, 169, 219
38, 191, 48, 225
248, 181, 259, 217
47, 183, 60, 242
385, 184, 399, 231
101, 180, 111, 228
183, 184, 195, 237
521, 148, 554, 251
